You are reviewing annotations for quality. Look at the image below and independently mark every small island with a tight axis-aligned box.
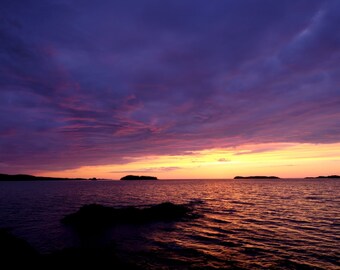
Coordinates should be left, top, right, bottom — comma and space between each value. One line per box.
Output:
234, 176, 280, 179
305, 175, 340, 179
120, 175, 158, 180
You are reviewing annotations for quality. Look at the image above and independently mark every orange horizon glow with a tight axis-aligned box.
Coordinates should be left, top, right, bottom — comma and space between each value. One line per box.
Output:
35, 142, 340, 180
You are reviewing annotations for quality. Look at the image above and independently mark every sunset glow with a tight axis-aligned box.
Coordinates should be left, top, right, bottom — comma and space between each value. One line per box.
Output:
1, 2, 340, 269
37, 142, 340, 179
1, 0, 340, 179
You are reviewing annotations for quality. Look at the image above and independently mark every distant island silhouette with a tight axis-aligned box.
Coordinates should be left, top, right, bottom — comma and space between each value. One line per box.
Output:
305, 175, 340, 179
0, 173, 91, 181
234, 176, 280, 179
120, 175, 158, 180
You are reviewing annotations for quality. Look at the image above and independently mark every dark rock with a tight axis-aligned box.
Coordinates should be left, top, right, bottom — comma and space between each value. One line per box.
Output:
44, 246, 142, 269
120, 175, 158, 180
144, 202, 191, 221
0, 228, 39, 262
0, 229, 141, 268
62, 202, 194, 232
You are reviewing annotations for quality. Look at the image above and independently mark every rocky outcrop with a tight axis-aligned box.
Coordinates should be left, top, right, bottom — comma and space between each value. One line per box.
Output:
62, 202, 194, 231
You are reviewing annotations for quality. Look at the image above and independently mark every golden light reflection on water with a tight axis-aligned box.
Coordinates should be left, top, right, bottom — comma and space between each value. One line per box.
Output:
0, 178, 338, 268
37, 142, 340, 179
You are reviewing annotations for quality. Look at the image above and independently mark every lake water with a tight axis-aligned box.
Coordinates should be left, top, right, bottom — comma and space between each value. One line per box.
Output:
0, 179, 339, 269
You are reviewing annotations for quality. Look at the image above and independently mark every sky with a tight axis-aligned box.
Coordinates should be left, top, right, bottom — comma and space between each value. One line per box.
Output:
1, 0, 340, 179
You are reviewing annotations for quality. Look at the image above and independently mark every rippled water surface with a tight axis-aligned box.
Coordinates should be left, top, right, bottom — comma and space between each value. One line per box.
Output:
0, 179, 339, 269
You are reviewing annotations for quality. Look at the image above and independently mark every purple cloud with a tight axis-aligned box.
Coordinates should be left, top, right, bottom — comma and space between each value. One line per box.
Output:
110, 166, 182, 174
1, 0, 340, 173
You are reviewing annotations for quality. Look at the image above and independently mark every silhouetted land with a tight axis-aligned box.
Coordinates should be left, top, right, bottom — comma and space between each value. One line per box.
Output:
0, 173, 90, 181
0, 228, 38, 259
305, 175, 340, 179
62, 202, 195, 232
234, 176, 280, 179
0, 202, 198, 268
120, 175, 158, 180
0, 228, 141, 268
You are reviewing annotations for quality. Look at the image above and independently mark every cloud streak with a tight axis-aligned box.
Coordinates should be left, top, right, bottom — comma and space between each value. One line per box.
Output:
110, 166, 182, 174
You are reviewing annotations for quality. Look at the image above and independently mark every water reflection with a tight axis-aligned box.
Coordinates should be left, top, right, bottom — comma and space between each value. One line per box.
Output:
0, 179, 338, 269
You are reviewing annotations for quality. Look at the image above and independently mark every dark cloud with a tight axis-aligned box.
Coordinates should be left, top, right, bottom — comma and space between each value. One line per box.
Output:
0, 0, 339, 173
217, 158, 230, 163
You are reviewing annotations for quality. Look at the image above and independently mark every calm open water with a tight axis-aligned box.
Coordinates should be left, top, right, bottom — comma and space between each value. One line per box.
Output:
0, 179, 339, 269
